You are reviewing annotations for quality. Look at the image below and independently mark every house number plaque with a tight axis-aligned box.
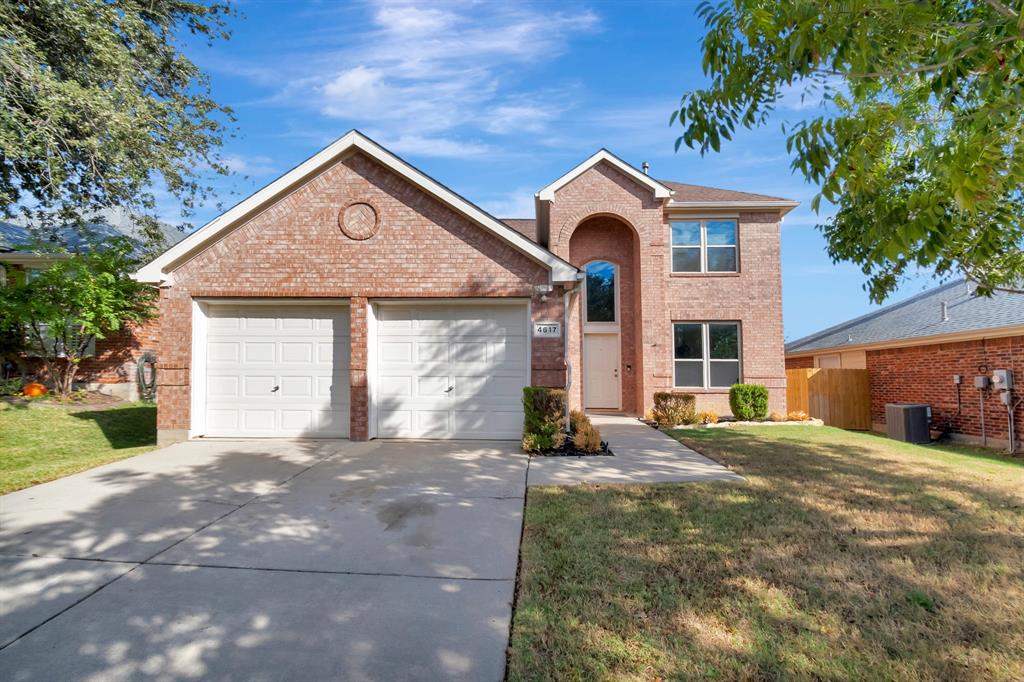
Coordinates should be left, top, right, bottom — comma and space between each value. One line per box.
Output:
533, 321, 562, 338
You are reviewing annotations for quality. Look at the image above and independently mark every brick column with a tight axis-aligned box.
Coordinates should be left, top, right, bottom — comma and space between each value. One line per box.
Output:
349, 297, 369, 440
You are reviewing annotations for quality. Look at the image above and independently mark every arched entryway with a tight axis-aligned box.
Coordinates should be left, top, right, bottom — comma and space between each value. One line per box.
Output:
568, 215, 641, 414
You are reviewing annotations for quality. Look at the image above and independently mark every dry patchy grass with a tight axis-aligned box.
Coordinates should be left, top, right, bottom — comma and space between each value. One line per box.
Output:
508, 426, 1024, 681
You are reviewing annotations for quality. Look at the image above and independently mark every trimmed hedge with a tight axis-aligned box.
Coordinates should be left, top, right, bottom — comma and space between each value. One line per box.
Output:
729, 383, 769, 421
522, 387, 566, 452
651, 392, 697, 427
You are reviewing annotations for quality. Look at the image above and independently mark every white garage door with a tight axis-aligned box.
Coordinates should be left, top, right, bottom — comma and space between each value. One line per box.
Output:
204, 305, 350, 437
375, 302, 528, 439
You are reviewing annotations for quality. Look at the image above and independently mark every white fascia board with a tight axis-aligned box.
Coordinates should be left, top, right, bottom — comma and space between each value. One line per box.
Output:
134, 130, 579, 285
668, 200, 800, 216
536, 149, 674, 202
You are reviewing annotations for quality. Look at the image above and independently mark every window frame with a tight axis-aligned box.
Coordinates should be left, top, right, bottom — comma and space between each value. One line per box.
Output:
672, 321, 742, 389
582, 259, 620, 331
669, 217, 739, 274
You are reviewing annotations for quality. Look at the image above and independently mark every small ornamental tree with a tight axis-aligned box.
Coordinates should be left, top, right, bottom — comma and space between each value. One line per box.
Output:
0, 239, 155, 400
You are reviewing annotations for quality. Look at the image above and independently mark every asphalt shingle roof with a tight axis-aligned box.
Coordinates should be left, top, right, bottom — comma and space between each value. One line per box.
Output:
500, 218, 537, 242
658, 180, 791, 203
785, 279, 1024, 354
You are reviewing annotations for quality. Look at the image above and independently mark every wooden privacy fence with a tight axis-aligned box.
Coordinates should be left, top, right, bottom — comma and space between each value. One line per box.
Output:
786, 368, 871, 430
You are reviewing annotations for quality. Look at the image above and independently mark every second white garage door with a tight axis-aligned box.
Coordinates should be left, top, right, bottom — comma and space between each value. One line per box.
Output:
375, 302, 529, 439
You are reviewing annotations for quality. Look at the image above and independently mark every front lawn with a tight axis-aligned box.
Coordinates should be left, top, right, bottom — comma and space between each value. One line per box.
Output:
0, 401, 157, 495
508, 426, 1024, 681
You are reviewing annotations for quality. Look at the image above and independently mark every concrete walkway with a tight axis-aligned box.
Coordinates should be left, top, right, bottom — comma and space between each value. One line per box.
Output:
527, 415, 742, 486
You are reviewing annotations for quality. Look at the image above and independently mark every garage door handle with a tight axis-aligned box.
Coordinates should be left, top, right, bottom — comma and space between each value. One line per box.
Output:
271, 385, 280, 392
445, 385, 454, 393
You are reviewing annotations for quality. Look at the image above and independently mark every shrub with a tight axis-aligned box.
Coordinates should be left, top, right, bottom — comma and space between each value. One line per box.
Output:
788, 410, 809, 421
651, 392, 697, 427
569, 409, 589, 434
729, 384, 769, 421
769, 410, 786, 422
573, 421, 602, 453
522, 387, 566, 452
0, 378, 23, 396
697, 410, 719, 425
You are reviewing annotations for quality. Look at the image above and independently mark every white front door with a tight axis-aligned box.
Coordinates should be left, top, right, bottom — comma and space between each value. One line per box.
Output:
584, 333, 620, 409
204, 305, 350, 437
375, 302, 528, 439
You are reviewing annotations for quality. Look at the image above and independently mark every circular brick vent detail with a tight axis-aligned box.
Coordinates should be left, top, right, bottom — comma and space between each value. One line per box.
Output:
339, 202, 379, 240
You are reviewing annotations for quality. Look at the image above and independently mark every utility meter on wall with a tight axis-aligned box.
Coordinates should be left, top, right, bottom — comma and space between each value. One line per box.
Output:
992, 369, 1014, 391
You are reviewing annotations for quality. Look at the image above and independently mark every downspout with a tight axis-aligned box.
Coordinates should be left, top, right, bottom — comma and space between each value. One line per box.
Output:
563, 283, 580, 433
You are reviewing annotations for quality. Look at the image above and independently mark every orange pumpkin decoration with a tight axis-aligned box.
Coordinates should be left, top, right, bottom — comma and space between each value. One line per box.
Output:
22, 382, 47, 398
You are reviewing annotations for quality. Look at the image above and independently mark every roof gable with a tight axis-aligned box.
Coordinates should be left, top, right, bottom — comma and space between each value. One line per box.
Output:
135, 131, 578, 284
536, 149, 674, 202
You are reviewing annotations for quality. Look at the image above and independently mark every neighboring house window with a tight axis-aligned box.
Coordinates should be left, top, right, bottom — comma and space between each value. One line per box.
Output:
673, 322, 741, 388
27, 324, 97, 359
670, 219, 738, 273
585, 260, 617, 323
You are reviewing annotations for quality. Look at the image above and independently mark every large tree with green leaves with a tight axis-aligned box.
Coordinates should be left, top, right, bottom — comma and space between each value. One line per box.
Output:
0, 0, 234, 247
0, 239, 156, 399
673, 0, 1024, 302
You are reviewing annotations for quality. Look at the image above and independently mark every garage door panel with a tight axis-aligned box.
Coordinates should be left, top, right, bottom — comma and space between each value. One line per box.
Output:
453, 410, 521, 438
204, 305, 350, 438
375, 302, 527, 439
381, 341, 413, 363
280, 342, 313, 364
243, 342, 275, 363
207, 376, 239, 397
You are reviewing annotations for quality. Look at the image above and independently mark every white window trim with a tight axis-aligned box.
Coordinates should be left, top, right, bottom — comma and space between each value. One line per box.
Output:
672, 322, 742, 389
670, 219, 739, 274
582, 260, 620, 332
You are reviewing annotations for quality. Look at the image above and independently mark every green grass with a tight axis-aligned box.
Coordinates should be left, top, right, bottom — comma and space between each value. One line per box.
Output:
0, 402, 157, 494
508, 426, 1024, 681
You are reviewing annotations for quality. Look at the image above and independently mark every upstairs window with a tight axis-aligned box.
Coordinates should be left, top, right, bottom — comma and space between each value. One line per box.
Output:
585, 260, 616, 323
670, 219, 738, 273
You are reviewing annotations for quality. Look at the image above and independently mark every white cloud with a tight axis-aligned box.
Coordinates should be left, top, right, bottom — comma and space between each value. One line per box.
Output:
484, 104, 557, 135
221, 154, 276, 176
257, 1, 598, 155
372, 133, 490, 158
478, 188, 536, 218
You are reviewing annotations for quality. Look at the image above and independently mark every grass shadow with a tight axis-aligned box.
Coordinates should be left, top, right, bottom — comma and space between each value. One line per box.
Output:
70, 404, 156, 449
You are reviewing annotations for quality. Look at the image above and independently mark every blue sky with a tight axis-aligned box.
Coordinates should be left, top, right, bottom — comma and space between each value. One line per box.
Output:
178, 0, 937, 341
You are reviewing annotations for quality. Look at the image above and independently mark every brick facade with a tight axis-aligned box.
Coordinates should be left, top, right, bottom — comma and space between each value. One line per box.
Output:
157, 151, 563, 437
548, 162, 787, 416
152, 149, 788, 441
868, 335, 1023, 445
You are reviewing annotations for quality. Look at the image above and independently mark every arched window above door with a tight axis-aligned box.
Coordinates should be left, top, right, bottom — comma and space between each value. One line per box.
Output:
585, 260, 617, 323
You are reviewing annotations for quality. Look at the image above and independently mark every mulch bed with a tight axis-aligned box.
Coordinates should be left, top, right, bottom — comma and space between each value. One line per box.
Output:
532, 440, 614, 457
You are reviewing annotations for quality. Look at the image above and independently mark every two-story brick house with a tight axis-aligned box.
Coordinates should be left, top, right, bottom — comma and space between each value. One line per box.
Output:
136, 131, 796, 444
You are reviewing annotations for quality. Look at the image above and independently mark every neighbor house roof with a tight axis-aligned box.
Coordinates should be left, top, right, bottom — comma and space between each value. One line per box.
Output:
135, 130, 580, 285
1, 208, 182, 265
785, 279, 1024, 355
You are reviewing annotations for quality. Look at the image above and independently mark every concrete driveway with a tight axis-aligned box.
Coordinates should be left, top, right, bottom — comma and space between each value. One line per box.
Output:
0, 439, 528, 681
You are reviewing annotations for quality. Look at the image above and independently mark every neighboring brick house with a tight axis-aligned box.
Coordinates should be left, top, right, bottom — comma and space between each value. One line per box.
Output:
136, 131, 796, 444
786, 280, 1024, 449
0, 214, 169, 399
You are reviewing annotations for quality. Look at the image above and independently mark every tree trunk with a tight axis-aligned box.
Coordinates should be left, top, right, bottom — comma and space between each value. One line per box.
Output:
59, 358, 78, 401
